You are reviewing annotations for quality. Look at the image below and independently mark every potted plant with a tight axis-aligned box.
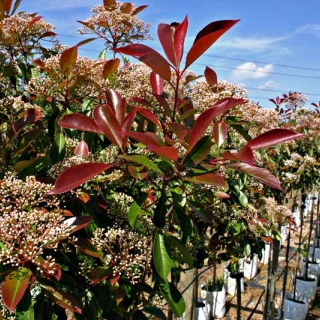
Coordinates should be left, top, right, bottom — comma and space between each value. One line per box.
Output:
201, 277, 226, 319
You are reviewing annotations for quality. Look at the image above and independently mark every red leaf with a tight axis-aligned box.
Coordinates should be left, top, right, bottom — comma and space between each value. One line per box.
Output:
49, 163, 113, 194
174, 16, 188, 65
214, 191, 230, 199
126, 131, 160, 147
128, 165, 148, 180
28, 15, 42, 28
184, 173, 226, 187
132, 4, 148, 15
213, 121, 227, 148
89, 267, 111, 284
103, 0, 116, 7
77, 192, 90, 203
114, 43, 157, 58
136, 108, 161, 127
246, 129, 304, 150
204, 66, 217, 86
59, 113, 103, 134
158, 23, 176, 66
222, 145, 254, 165
60, 46, 78, 74
150, 71, 164, 95
39, 31, 57, 39
74, 238, 101, 258
74, 140, 89, 156
185, 20, 240, 69
102, 58, 120, 78
4, 0, 13, 14
139, 52, 171, 82
2, 268, 32, 313
227, 163, 282, 190
104, 89, 127, 125
41, 285, 82, 314
63, 216, 92, 234
187, 98, 244, 153
93, 105, 123, 150
148, 146, 179, 162
120, 2, 132, 13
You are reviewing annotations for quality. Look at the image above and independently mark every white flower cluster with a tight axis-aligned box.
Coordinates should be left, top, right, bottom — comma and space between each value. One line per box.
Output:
92, 227, 152, 284
0, 173, 74, 275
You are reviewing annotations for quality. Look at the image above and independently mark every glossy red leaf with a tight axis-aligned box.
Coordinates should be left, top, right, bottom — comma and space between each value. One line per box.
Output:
6, 108, 44, 145
184, 173, 226, 187
4, 0, 13, 14
126, 131, 160, 147
89, 267, 111, 284
204, 66, 217, 86
77, 20, 95, 32
49, 163, 113, 194
136, 108, 161, 127
167, 123, 189, 144
41, 285, 82, 314
102, 58, 120, 78
222, 145, 254, 165
139, 52, 171, 82
28, 16, 42, 28
128, 165, 148, 180
246, 129, 304, 150
148, 146, 179, 162
60, 46, 78, 74
150, 71, 164, 95
174, 16, 188, 65
122, 109, 137, 144
39, 31, 57, 39
213, 121, 227, 148
74, 140, 89, 156
93, 105, 123, 150
227, 163, 282, 190
185, 20, 240, 69
132, 5, 148, 15
187, 98, 244, 153
2, 268, 32, 313
104, 89, 127, 125
103, 0, 116, 7
63, 216, 92, 234
114, 43, 157, 58
157, 23, 176, 67
59, 113, 103, 134
120, 2, 133, 13
74, 238, 101, 258
214, 191, 230, 199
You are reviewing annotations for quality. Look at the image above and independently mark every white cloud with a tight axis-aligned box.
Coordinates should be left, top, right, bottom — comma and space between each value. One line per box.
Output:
216, 35, 287, 52
295, 24, 320, 37
257, 80, 280, 90
230, 62, 274, 81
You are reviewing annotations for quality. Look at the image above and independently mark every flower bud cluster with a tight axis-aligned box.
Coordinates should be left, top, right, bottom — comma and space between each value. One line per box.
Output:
92, 227, 152, 284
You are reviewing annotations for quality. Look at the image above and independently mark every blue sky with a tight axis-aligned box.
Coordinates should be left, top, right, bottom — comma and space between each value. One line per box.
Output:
20, 0, 320, 108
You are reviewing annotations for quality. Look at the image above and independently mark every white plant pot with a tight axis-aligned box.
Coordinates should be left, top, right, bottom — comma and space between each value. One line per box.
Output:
293, 208, 301, 227
307, 194, 313, 212
308, 246, 320, 260
243, 254, 258, 279
224, 267, 244, 296
301, 205, 308, 218
295, 273, 317, 306
313, 193, 318, 205
200, 287, 226, 319
194, 300, 210, 320
283, 295, 308, 320
260, 242, 271, 265
300, 258, 320, 284
281, 225, 289, 244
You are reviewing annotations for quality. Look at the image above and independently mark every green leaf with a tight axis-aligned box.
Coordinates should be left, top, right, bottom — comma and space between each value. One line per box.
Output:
154, 232, 172, 279
182, 135, 212, 167
2, 267, 32, 313
238, 190, 248, 208
128, 194, 149, 228
88, 267, 111, 284
167, 236, 194, 267
159, 280, 185, 317
132, 310, 149, 320
41, 285, 82, 314
184, 173, 226, 187
120, 155, 163, 173
50, 132, 66, 164
74, 238, 101, 258
173, 205, 192, 244
153, 191, 167, 228
142, 305, 166, 320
